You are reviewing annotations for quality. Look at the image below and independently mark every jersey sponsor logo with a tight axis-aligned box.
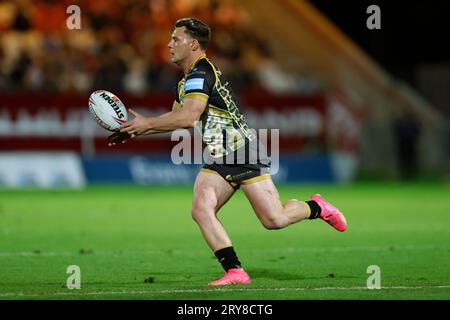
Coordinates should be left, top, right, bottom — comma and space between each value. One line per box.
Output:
185, 78, 204, 91
190, 70, 206, 76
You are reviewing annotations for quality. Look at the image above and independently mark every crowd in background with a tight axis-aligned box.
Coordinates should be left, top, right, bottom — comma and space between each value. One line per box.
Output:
0, 0, 318, 95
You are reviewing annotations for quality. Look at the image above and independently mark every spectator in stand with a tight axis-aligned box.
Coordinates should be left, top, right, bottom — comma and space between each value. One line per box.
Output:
0, 0, 315, 95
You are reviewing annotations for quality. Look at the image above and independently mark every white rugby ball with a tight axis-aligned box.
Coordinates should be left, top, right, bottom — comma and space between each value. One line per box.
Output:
88, 90, 127, 131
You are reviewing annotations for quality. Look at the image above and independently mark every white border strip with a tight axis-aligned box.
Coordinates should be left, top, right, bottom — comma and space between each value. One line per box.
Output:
1, 285, 449, 298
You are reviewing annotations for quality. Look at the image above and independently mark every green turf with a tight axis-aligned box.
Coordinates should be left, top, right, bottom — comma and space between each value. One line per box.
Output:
0, 182, 449, 300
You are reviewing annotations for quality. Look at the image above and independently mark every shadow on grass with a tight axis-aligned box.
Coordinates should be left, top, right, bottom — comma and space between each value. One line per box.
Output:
247, 268, 358, 281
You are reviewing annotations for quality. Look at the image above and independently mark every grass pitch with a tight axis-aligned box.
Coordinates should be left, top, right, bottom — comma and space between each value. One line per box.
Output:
0, 182, 449, 300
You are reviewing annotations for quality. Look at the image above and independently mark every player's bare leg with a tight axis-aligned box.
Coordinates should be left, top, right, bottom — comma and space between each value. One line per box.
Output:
242, 177, 347, 231
192, 171, 251, 285
192, 171, 235, 251
242, 178, 308, 229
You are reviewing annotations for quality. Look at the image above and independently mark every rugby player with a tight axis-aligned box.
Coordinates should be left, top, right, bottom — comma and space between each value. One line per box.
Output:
108, 18, 347, 285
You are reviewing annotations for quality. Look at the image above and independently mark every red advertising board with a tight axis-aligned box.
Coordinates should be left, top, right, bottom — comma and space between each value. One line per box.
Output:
0, 92, 326, 153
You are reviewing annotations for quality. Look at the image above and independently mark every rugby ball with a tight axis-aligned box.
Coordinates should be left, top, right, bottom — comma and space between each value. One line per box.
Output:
88, 90, 127, 131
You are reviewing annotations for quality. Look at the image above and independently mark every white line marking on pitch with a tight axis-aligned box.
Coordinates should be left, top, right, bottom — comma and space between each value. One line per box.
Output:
0, 245, 447, 257
1, 285, 449, 298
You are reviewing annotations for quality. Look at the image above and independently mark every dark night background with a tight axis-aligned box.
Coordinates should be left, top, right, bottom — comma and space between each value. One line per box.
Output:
310, 0, 450, 114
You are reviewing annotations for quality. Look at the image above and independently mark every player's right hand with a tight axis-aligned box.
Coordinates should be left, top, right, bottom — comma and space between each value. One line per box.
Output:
108, 131, 132, 146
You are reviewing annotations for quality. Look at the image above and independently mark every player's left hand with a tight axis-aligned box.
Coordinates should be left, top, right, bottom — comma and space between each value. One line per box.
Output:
107, 131, 132, 146
120, 108, 150, 137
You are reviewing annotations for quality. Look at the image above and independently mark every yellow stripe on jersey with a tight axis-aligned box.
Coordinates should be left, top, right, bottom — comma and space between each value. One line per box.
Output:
188, 53, 207, 72
207, 105, 233, 119
200, 168, 220, 175
241, 174, 271, 185
185, 92, 209, 103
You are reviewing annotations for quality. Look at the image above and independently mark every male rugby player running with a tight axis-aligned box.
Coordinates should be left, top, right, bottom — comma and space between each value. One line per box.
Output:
108, 18, 347, 285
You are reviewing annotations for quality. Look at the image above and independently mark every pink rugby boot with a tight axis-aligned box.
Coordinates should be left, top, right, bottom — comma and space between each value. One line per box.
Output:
311, 194, 347, 232
208, 268, 251, 286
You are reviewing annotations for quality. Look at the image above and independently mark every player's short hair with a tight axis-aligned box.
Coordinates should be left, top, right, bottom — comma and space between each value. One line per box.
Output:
175, 18, 211, 50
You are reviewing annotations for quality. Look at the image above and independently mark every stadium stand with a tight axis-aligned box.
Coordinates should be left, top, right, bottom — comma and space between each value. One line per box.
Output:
0, 0, 447, 187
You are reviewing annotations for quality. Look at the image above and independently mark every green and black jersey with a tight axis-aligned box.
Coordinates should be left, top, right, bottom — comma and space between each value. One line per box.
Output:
174, 53, 255, 159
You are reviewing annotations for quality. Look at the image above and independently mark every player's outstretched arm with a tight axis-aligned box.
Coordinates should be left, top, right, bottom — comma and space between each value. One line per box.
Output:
107, 114, 168, 145
120, 98, 206, 137
108, 99, 205, 146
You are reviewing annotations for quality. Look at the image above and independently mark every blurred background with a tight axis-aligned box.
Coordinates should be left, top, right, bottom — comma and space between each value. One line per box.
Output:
0, 0, 449, 188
